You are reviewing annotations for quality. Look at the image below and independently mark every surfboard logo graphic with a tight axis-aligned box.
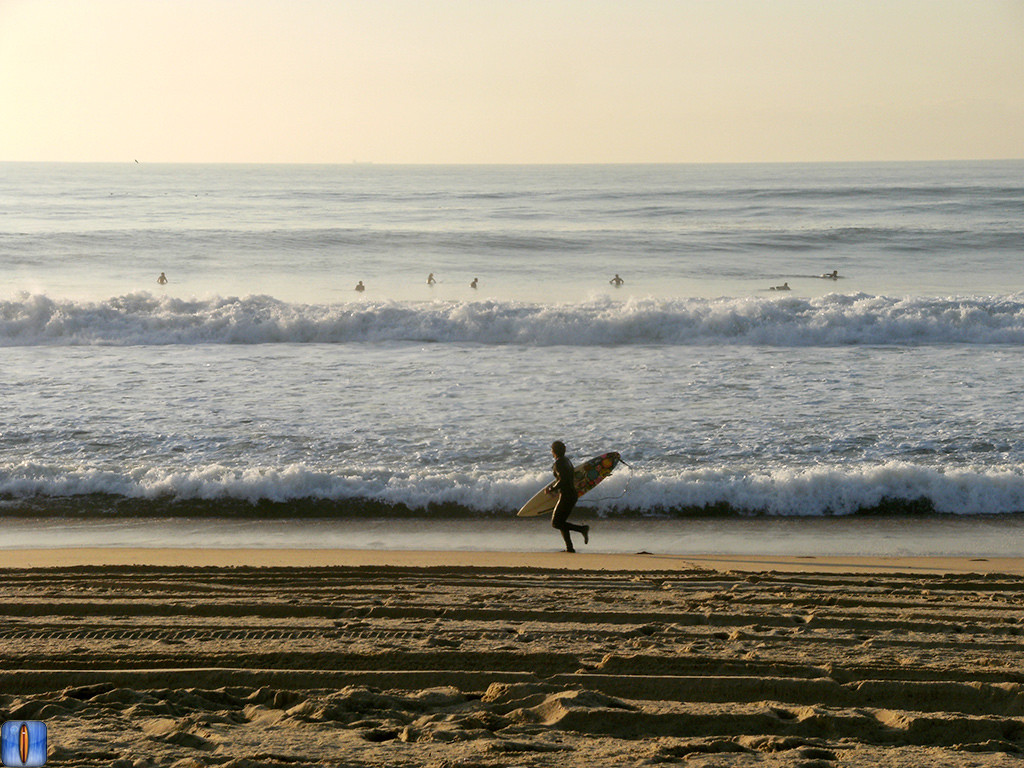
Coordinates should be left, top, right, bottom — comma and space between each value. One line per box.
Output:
1, 721, 47, 766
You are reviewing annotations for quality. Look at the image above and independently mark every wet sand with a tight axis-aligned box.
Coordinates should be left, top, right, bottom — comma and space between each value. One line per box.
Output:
3, 550, 1024, 766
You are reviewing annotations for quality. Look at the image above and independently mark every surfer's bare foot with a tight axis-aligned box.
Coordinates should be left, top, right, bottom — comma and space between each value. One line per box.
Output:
583, 526, 590, 545
565, 547, 575, 553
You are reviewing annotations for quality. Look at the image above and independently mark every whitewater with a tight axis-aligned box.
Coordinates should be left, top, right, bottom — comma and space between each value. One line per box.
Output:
2, 161, 1024, 540
5, 292, 1024, 347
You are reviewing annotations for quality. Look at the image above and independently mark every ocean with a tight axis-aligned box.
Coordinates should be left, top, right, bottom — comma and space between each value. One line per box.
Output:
2, 160, 1024, 555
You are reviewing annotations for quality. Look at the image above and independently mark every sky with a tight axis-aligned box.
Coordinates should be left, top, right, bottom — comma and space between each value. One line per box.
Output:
1, 0, 1022, 164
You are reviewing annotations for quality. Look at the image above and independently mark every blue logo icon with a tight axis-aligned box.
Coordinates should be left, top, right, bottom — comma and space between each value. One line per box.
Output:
1, 722, 47, 767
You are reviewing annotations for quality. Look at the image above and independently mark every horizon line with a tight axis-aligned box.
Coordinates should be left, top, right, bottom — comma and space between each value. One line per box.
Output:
2, 157, 1023, 167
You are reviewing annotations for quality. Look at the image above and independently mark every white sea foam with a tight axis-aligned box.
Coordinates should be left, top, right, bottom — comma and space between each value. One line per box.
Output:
618, 463, 1024, 516
4, 460, 1024, 516
4, 292, 1024, 347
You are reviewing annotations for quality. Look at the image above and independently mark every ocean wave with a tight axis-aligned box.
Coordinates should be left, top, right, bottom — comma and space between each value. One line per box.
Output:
3, 461, 1024, 517
3, 292, 1024, 347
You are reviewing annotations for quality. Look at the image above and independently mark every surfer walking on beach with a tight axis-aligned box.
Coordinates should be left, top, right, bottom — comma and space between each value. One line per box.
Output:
546, 440, 589, 553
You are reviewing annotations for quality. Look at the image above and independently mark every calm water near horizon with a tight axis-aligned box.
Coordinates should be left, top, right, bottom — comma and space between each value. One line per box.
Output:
2, 161, 1024, 553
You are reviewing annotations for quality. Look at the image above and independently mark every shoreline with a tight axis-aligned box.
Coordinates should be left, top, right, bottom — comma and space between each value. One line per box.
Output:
6, 513, 1024, 560
3, 546, 1024, 574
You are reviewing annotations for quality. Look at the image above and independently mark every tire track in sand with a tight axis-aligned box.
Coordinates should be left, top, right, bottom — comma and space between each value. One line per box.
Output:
1, 565, 1023, 767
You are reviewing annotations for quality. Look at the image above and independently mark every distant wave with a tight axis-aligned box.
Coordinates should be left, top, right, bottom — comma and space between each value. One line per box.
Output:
3, 292, 1024, 347
3, 460, 1024, 517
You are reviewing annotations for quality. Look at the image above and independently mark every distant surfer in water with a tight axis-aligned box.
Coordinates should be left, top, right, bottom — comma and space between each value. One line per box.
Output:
427, 273, 436, 286
610, 274, 624, 287
769, 281, 790, 291
821, 270, 839, 280
545, 440, 589, 553
355, 280, 365, 292
157, 272, 168, 285
470, 278, 478, 289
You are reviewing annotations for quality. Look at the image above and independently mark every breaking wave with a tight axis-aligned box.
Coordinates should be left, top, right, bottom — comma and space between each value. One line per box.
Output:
3, 460, 1024, 517
4, 292, 1024, 347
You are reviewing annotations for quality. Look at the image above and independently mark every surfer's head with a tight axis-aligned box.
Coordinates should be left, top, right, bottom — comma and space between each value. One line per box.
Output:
551, 440, 566, 458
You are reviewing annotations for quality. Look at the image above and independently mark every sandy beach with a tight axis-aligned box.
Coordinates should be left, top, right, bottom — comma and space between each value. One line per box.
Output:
3, 549, 1024, 767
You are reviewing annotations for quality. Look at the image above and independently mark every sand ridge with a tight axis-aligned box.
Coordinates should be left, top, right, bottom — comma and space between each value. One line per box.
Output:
2, 563, 1024, 766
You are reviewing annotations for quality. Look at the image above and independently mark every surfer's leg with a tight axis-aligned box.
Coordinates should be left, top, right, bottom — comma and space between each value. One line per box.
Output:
561, 496, 587, 535
552, 496, 586, 552
559, 527, 574, 551
551, 496, 577, 552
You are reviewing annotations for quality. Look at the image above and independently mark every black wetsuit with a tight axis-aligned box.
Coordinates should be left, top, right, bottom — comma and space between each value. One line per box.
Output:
551, 456, 585, 551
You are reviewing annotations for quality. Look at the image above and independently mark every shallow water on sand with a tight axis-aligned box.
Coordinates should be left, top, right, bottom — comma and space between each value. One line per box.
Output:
5, 515, 1024, 558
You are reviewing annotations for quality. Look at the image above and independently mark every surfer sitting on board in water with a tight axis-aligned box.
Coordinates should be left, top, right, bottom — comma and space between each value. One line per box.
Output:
545, 440, 589, 553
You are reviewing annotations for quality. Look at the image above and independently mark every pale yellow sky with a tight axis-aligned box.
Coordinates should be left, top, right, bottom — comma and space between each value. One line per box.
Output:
1, 0, 1021, 163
